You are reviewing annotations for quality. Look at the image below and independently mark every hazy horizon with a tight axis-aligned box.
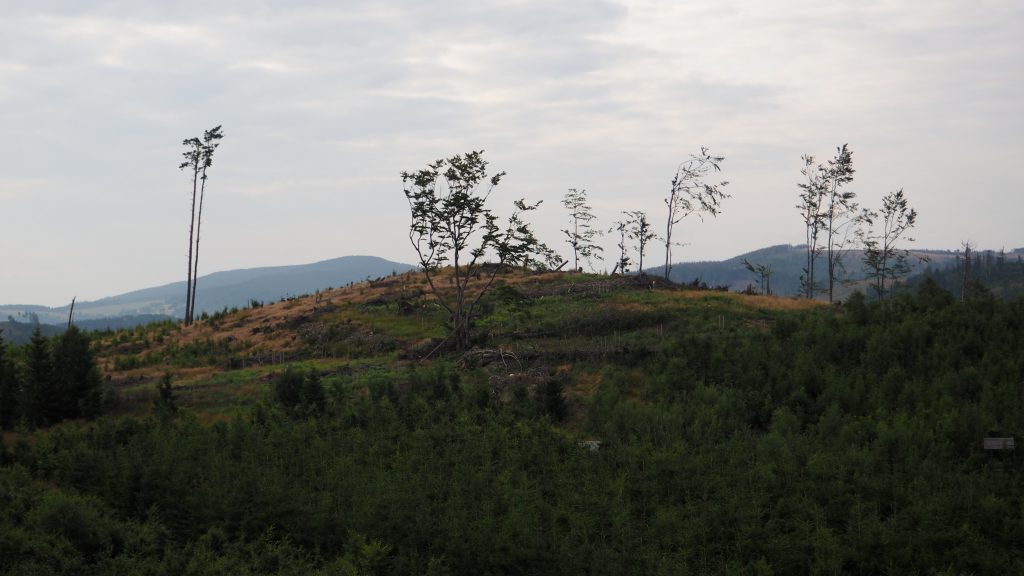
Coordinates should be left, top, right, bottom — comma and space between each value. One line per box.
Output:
4, 1, 1022, 306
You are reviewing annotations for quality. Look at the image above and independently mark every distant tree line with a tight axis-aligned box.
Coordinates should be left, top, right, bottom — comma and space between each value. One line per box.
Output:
913, 246, 1024, 300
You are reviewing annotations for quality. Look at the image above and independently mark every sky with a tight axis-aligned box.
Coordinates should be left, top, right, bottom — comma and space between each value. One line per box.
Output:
2, 0, 1022, 306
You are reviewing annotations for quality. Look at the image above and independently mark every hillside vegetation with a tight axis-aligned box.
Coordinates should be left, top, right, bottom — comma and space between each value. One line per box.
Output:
2, 269, 1023, 575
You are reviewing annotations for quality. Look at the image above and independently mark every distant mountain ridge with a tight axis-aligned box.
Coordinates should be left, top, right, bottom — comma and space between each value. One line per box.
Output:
4, 247, 1020, 345
1, 256, 415, 330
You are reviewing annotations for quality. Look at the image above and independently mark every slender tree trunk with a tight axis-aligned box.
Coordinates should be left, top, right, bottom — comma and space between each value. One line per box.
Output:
452, 233, 468, 350
805, 234, 812, 299
664, 205, 673, 280
825, 194, 836, 303
806, 214, 819, 299
879, 239, 889, 300
573, 216, 579, 271
191, 174, 208, 320
185, 169, 199, 325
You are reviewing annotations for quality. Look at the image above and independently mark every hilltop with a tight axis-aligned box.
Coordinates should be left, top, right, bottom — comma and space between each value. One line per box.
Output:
92, 268, 818, 418
9, 243, 1014, 346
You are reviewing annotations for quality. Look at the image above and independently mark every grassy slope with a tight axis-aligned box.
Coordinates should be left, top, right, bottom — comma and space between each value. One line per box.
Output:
91, 269, 823, 423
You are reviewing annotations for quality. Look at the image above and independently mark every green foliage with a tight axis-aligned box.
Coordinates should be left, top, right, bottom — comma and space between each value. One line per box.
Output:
664, 146, 729, 279
153, 372, 178, 420
742, 257, 774, 295
21, 327, 56, 426
799, 144, 862, 301
535, 373, 567, 422
610, 217, 632, 274
1, 326, 105, 429
0, 330, 16, 428
272, 366, 326, 416
561, 188, 603, 271
52, 326, 103, 420
624, 210, 657, 272
402, 150, 554, 349
863, 188, 919, 299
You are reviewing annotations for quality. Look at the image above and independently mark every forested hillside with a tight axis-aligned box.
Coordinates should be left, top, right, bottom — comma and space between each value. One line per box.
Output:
911, 249, 1024, 300
1, 271, 1023, 575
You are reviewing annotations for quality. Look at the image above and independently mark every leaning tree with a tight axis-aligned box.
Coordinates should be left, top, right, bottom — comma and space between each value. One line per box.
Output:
663, 147, 730, 280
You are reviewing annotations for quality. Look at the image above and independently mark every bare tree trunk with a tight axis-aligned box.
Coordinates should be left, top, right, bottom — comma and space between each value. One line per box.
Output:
826, 213, 835, 303
664, 215, 672, 281
961, 242, 973, 302
191, 175, 208, 321
67, 297, 76, 330
185, 170, 199, 325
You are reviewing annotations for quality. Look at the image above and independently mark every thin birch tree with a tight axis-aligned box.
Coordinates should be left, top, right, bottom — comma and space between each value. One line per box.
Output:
561, 188, 603, 271
862, 188, 918, 299
663, 147, 729, 280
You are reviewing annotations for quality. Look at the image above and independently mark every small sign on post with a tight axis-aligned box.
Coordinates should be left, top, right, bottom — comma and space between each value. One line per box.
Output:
983, 437, 1015, 451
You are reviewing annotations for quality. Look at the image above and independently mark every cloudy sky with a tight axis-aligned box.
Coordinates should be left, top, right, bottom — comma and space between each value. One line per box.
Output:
3, 0, 1022, 306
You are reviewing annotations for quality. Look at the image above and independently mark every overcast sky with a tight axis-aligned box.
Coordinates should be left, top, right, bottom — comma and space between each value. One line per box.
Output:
3, 0, 1022, 306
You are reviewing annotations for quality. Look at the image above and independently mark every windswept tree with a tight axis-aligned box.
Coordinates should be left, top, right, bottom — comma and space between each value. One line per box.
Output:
403, 150, 551, 350
862, 188, 919, 299
742, 258, 774, 296
179, 125, 224, 325
561, 188, 603, 271
626, 210, 657, 274
797, 154, 827, 298
610, 217, 631, 275
663, 147, 730, 280
820, 144, 861, 302
499, 199, 561, 272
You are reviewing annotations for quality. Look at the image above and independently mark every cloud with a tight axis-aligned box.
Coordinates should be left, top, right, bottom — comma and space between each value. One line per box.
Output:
2, 0, 1022, 305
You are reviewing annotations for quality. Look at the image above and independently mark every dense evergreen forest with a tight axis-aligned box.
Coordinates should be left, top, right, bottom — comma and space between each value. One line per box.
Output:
1, 277, 1023, 575
0, 326, 104, 429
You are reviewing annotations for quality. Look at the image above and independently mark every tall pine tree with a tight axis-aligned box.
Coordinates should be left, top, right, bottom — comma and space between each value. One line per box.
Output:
53, 325, 103, 420
22, 326, 56, 426
0, 330, 17, 429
